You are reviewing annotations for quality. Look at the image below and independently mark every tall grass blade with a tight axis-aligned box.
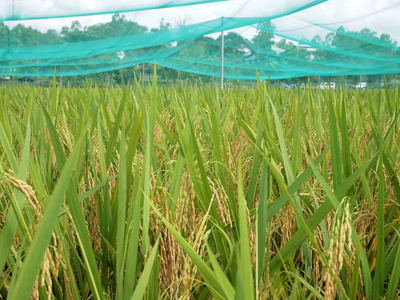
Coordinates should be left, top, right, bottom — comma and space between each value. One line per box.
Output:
130, 238, 160, 300
237, 159, 255, 300
7, 136, 85, 300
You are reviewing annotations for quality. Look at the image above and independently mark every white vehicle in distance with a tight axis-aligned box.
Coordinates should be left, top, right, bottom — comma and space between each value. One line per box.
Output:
355, 82, 367, 89
319, 82, 335, 89
0, 75, 10, 81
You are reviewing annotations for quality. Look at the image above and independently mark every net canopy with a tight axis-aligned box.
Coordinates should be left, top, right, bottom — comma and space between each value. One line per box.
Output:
1, 0, 400, 80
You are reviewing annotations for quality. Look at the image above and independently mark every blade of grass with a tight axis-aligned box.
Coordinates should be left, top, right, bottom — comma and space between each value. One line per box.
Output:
386, 231, 400, 299
41, 103, 104, 299
373, 141, 385, 298
237, 158, 255, 300
257, 159, 270, 288
269, 154, 374, 273
7, 135, 84, 300
130, 238, 160, 300
0, 120, 31, 273
349, 239, 361, 300
147, 197, 228, 300
206, 243, 235, 300
328, 97, 343, 189
116, 129, 127, 299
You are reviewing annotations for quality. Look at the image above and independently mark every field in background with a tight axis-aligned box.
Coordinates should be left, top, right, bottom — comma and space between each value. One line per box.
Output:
0, 77, 399, 299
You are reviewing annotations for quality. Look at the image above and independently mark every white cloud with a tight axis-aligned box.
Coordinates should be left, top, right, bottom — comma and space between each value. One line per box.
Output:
4, 0, 400, 45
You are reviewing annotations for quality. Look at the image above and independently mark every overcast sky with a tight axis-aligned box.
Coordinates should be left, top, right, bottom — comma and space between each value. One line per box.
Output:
3, 0, 400, 43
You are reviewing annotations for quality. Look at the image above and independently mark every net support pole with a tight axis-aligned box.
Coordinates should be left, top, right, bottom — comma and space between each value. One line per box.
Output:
142, 63, 145, 89
221, 31, 224, 89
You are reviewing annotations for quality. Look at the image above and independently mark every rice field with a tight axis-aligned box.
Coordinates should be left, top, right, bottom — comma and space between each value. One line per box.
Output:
0, 76, 399, 299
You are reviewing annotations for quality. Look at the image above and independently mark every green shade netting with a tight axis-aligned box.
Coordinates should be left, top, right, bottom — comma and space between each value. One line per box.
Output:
1, 0, 400, 79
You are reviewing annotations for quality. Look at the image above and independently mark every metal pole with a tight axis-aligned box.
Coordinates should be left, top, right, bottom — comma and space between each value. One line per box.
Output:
60, 60, 62, 87
221, 31, 224, 90
142, 63, 145, 89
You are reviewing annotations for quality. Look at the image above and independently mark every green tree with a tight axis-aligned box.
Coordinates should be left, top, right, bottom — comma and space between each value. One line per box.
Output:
252, 21, 276, 52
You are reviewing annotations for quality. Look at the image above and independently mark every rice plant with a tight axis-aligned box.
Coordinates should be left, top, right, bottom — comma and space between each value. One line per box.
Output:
0, 76, 399, 299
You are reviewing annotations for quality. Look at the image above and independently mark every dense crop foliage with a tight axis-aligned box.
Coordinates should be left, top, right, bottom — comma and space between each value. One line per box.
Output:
0, 77, 399, 299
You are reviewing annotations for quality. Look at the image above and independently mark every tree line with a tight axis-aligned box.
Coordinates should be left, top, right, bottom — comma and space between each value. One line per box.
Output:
0, 14, 399, 87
